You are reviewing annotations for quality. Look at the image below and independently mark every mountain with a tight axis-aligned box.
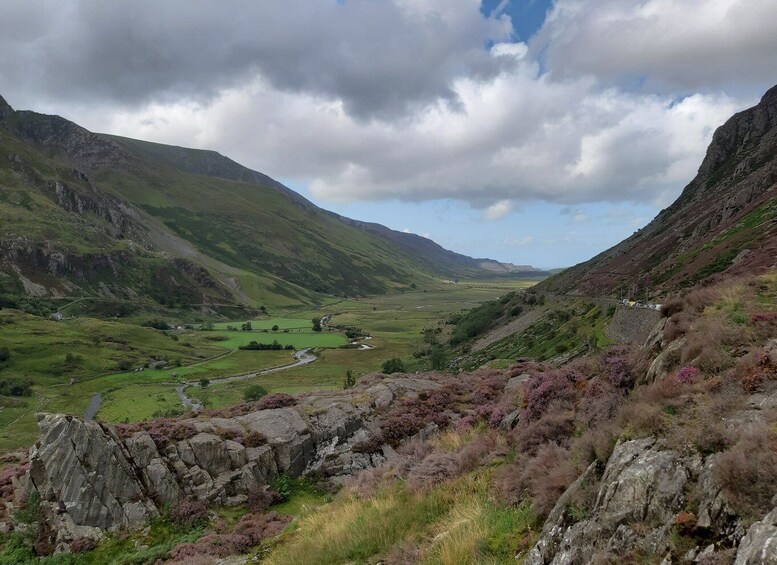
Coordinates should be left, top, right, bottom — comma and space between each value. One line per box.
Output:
0, 95, 535, 312
541, 85, 777, 298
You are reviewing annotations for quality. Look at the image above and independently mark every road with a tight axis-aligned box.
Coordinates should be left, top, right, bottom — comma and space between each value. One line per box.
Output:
83, 349, 318, 419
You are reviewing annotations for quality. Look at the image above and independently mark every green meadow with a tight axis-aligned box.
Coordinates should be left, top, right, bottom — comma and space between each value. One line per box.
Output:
0, 278, 537, 451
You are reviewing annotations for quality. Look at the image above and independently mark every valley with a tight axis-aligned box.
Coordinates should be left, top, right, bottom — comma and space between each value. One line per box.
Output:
0, 277, 536, 451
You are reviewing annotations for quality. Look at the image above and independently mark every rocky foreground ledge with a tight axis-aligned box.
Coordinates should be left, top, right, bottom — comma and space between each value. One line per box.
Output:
7, 362, 777, 563
10, 375, 440, 546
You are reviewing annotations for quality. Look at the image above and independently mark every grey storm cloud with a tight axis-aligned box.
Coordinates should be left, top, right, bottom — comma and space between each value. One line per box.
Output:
1, 0, 774, 210
0, 0, 512, 119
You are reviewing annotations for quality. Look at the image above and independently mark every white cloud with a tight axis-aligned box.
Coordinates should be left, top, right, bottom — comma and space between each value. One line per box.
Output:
482, 200, 513, 220
532, 0, 777, 91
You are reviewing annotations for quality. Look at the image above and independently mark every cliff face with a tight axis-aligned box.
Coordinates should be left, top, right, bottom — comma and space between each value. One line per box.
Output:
543, 85, 777, 297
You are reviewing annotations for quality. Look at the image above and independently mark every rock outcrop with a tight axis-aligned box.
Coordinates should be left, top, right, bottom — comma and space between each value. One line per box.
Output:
524, 437, 758, 564
13, 376, 437, 547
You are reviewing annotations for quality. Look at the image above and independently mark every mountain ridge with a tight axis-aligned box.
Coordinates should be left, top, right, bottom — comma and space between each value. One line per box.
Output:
540, 84, 777, 298
0, 97, 543, 312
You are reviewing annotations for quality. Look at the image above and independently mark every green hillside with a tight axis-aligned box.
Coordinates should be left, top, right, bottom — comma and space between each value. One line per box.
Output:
0, 95, 517, 316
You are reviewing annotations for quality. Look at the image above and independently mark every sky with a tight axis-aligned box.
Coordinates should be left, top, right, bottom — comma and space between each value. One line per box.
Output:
1, 1, 776, 269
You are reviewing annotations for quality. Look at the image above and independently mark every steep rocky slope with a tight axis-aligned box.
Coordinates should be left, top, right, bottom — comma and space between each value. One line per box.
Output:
542, 85, 777, 298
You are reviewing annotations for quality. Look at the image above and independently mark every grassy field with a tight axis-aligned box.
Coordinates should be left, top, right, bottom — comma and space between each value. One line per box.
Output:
206, 330, 346, 349
0, 278, 537, 451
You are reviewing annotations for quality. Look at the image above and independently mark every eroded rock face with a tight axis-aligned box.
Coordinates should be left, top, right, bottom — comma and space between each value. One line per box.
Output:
16, 376, 439, 543
525, 438, 702, 565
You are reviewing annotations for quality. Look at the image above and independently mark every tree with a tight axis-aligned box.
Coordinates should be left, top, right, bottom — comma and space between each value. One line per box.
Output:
343, 369, 356, 389
271, 324, 279, 332
312, 317, 322, 332
430, 347, 447, 370
381, 357, 406, 374
199, 378, 210, 389
201, 322, 215, 331
241, 321, 252, 331
244, 384, 268, 402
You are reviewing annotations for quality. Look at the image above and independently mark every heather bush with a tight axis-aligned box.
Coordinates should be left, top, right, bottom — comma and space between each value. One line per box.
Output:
521, 369, 581, 422
750, 311, 777, 340
494, 443, 577, 517
714, 428, 777, 521
407, 452, 459, 491
170, 498, 209, 528
513, 411, 575, 455
664, 311, 691, 343
115, 418, 198, 448
573, 426, 617, 466
601, 347, 635, 390
232, 511, 290, 544
247, 487, 275, 513
169, 533, 253, 559
380, 412, 425, 447
0, 460, 28, 502
578, 380, 621, 427
676, 366, 700, 383
255, 393, 297, 410
352, 435, 383, 454
70, 536, 97, 553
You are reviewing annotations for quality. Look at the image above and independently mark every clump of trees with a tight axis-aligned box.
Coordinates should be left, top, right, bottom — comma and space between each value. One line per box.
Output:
312, 318, 323, 332
244, 385, 267, 402
381, 358, 406, 374
0, 378, 32, 397
239, 340, 294, 351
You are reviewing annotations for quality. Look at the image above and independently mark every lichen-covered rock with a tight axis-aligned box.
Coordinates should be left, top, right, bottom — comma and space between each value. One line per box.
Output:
525, 438, 695, 564
735, 507, 777, 564
27, 414, 158, 532
16, 375, 442, 544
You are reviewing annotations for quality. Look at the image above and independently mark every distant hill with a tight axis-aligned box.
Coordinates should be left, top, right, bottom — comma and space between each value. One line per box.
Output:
541, 84, 777, 299
0, 95, 538, 312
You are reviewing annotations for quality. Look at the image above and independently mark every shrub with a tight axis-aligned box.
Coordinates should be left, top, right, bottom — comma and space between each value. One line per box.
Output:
380, 412, 424, 447
521, 369, 581, 422
243, 385, 267, 402
714, 428, 777, 521
0, 378, 32, 397
381, 357, 406, 374
169, 498, 209, 528
70, 537, 97, 553
513, 411, 575, 455
246, 487, 279, 513
255, 393, 296, 410
0, 460, 28, 501
676, 366, 700, 383
352, 435, 383, 454
494, 443, 577, 517
601, 347, 634, 390
578, 380, 621, 427
407, 452, 459, 491
243, 431, 267, 447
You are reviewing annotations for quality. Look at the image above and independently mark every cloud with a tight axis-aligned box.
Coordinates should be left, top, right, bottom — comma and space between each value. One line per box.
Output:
504, 236, 535, 247
532, 0, 777, 91
482, 200, 513, 220
0, 0, 512, 119
0, 0, 770, 212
